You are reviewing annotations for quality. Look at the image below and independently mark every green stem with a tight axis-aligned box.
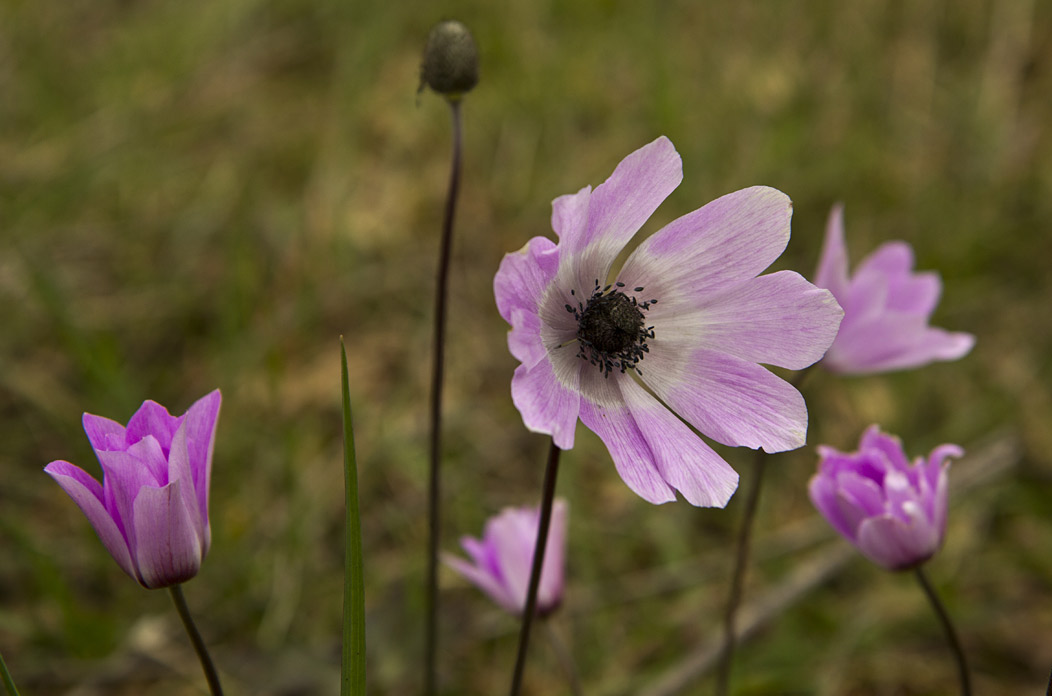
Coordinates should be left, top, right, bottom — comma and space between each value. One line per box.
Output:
0, 650, 21, 696
508, 440, 562, 696
169, 584, 223, 696
341, 338, 367, 694
715, 366, 814, 696
914, 566, 972, 696
425, 96, 463, 696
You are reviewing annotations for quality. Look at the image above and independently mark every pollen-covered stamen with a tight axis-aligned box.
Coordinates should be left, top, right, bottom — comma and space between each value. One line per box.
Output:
565, 281, 657, 377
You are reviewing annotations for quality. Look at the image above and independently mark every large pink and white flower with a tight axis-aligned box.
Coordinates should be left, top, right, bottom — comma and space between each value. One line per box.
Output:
814, 204, 975, 374
494, 136, 843, 507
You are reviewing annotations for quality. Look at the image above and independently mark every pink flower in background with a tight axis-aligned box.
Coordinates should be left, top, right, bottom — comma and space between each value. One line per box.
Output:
444, 500, 568, 616
814, 204, 975, 374
45, 391, 221, 589
494, 136, 843, 507
809, 425, 961, 571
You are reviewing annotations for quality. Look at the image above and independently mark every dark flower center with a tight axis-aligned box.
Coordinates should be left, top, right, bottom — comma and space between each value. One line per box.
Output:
565, 280, 657, 377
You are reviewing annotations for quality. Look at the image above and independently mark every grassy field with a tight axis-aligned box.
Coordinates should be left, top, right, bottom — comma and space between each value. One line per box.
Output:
2, 0, 1051, 693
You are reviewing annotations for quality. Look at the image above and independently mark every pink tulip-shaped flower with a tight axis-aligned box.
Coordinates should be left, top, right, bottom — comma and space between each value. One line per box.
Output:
814, 204, 975, 374
809, 425, 962, 570
45, 390, 221, 589
495, 136, 843, 507
444, 500, 568, 615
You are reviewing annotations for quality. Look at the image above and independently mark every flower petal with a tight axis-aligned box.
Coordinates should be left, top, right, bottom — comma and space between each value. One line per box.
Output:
44, 461, 137, 581
132, 478, 205, 588
815, 204, 850, 300
576, 372, 676, 505
854, 240, 914, 278
94, 443, 166, 551
126, 400, 180, 453
859, 426, 910, 471
558, 137, 682, 290
488, 509, 537, 611
827, 314, 975, 373
82, 413, 126, 452
615, 376, 739, 507
537, 500, 568, 612
808, 468, 857, 541
618, 186, 792, 306
495, 236, 560, 323
641, 347, 807, 453
856, 509, 939, 570
442, 551, 517, 613
886, 270, 941, 315
510, 356, 580, 450
181, 389, 221, 529
655, 270, 843, 370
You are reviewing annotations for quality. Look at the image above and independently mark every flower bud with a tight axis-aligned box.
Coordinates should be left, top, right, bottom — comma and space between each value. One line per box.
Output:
419, 20, 479, 98
809, 425, 962, 571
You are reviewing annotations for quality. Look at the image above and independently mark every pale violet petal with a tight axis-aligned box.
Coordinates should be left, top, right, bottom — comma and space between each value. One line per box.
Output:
617, 186, 792, 311
495, 236, 560, 323
640, 347, 807, 453
576, 371, 676, 504
44, 461, 137, 582
510, 355, 581, 450
132, 479, 205, 588
814, 204, 850, 300
654, 270, 843, 370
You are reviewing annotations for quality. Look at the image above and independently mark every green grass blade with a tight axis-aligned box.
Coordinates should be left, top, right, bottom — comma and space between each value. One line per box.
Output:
340, 337, 366, 695
0, 650, 21, 696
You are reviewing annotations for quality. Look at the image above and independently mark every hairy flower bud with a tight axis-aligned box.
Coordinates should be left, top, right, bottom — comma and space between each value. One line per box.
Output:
419, 20, 479, 98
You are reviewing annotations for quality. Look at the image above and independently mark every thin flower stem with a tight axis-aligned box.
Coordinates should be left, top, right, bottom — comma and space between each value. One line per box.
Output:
168, 584, 224, 696
509, 440, 562, 696
425, 97, 463, 696
913, 566, 972, 696
0, 650, 21, 696
715, 366, 814, 696
543, 620, 583, 696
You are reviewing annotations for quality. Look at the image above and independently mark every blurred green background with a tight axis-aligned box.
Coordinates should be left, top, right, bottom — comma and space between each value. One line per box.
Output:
2, 0, 1050, 693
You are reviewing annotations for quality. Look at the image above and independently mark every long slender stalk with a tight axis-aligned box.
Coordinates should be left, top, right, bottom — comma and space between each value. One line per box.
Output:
425, 97, 464, 696
509, 440, 562, 696
914, 566, 972, 696
715, 366, 814, 695
0, 650, 21, 696
168, 584, 223, 696
543, 620, 583, 696
714, 448, 766, 696
340, 338, 367, 694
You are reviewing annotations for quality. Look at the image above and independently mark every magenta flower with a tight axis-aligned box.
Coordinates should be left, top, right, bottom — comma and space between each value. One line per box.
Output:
494, 136, 843, 507
444, 500, 568, 615
809, 425, 962, 570
814, 204, 975, 374
45, 390, 221, 589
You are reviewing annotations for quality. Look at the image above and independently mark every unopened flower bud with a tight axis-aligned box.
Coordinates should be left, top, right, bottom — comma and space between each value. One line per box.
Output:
419, 20, 479, 99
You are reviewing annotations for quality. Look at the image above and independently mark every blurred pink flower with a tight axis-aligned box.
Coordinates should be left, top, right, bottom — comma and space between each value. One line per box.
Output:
444, 500, 568, 615
809, 425, 962, 570
45, 391, 221, 589
494, 136, 842, 507
814, 204, 975, 374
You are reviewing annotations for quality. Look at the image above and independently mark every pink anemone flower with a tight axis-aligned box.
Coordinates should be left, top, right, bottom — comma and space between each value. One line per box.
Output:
494, 136, 843, 507
444, 500, 568, 616
45, 390, 221, 589
809, 425, 962, 571
814, 204, 975, 374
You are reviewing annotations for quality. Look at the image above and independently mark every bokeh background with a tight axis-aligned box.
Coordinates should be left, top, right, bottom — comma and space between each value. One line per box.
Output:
2, 0, 1050, 693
